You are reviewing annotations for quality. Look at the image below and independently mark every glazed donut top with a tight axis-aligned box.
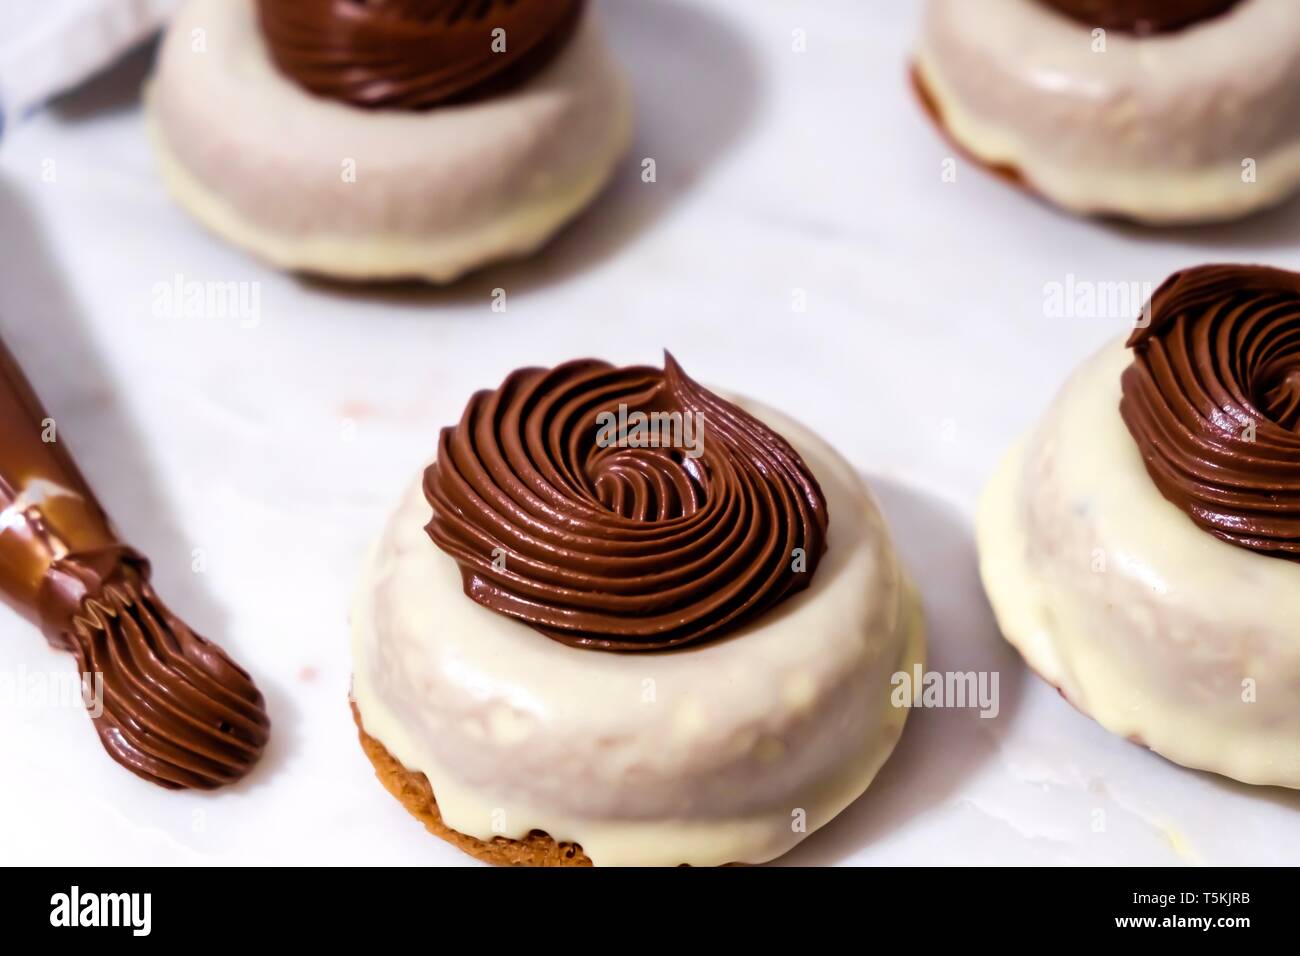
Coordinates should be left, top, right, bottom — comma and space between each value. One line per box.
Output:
0, 339, 269, 789
1037, 0, 1244, 33
1121, 265, 1300, 560
424, 355, 830, 651
256, 0, 585, 110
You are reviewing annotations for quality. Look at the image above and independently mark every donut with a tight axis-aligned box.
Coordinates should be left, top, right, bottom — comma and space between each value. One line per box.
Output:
145, 0, 633, 282
978, 265, 1300, 788
914, 0, 1300, 224
351, 355, 925, 865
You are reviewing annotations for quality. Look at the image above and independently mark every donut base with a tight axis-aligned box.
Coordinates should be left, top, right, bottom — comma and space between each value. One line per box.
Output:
910, 64, 1029, 193
911, 61, 1139, 225
911, 32, 1300, 227
351, 700, 593, 866
146, 103, 630, 285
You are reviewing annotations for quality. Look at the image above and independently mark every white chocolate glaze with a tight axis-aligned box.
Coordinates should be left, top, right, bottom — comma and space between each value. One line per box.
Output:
145, 0, 633, 282
978, 339, 1300, 788
352, 400, 925, 866
917, 0, 1300, 224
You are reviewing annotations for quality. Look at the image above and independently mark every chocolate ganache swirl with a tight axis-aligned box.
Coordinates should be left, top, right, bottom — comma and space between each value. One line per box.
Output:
257, 0, 585, 110
1120, 265, 1300, 560
1038, 0, 1243, 33
424, 355, 830, 651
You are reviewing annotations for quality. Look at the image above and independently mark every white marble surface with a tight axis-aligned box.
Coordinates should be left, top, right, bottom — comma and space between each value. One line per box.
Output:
0, 0, 1296, 865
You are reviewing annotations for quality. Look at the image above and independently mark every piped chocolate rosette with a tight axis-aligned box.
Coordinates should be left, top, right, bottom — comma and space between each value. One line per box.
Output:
424, 354, 829, 651
256, 0, 587, 109
0, 338, 269, 789
1121, 265, 1300, 560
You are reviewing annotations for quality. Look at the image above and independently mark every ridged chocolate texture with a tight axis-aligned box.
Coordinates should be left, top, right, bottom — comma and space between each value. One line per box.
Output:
39, 549, 270, 788
424, 354, 830, 651
1121, 265, 1300, 560
257, 0, 585, 110
0, 337, 269, 788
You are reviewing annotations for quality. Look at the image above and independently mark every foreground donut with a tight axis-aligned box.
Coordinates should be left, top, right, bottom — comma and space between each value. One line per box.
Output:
351, 356, 924, 866
915, 0, 1300, 224
978, 265, 1300, 788
145, 0, 633, 282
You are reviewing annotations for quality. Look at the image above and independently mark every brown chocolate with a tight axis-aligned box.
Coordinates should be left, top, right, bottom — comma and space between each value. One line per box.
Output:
256, 0, 585, 111
1037, 0, 1244, 34
424, 354, 830, 651
0, 337, 269, 788
1121, 265, 1300, 560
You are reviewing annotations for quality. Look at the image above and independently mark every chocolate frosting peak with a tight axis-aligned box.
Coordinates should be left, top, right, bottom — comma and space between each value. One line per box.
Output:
1038, 0, 1243, 33
424, 354, 830, 651
256, 0, 586, 110
0, 338, 269, 789
1121, 265, 1300, 560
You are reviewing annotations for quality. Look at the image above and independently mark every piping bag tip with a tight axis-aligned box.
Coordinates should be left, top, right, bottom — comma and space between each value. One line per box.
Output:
43, 548, 270, 789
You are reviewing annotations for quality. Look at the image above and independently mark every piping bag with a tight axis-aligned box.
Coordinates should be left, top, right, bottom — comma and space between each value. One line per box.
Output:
0, 337, 269, 788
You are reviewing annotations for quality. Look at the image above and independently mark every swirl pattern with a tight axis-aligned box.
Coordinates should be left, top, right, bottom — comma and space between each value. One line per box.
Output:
424, 355, 830, 651
1121, 264, 1300, 560
256, 0, 585, 110
1037, 0, 1243, 33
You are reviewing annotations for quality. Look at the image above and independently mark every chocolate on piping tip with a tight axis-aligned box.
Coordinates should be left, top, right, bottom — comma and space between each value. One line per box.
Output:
424, 353, 830, 652
1120, 265, 1300, 560
256, 0, 586, 111
1037, 0, 1244, 34
0, 338, 269, 789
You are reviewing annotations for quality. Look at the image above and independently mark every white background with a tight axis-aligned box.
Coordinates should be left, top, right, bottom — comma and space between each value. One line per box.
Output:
1, 0, 1297, 865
